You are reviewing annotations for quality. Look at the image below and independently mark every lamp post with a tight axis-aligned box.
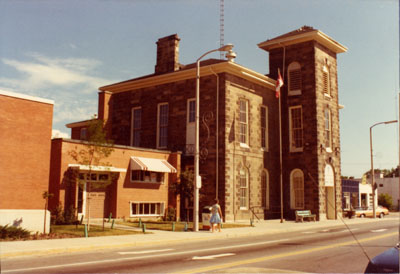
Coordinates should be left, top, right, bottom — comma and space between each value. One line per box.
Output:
193, 44, 234, 232
370, 120, 397, 218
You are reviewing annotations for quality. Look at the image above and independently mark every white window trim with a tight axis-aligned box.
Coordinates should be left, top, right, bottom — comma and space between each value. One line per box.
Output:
187, 98, 196, 124
289, 106, 303, 152
239, 168, 249, 210
129, 201, 165, 217
131, 107, 142, 147
324, 108, 332, 151
290, 169, 304, 209
157, 102, 169, 149
130, 170, 165, 184
261, 105, 268, 151
239, 99, 249, 146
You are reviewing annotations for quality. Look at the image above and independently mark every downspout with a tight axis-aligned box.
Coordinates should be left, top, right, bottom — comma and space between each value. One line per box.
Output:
209, 67, 219, 200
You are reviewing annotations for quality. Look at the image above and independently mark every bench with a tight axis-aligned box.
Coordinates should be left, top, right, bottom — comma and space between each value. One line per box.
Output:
295, 210, 316, 222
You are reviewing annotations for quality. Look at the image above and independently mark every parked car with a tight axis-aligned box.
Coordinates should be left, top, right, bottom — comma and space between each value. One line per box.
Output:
364, 244, 399, 273
355, 206, 389, 218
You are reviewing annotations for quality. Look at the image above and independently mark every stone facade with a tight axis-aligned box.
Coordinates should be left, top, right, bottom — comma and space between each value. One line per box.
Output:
69, 27, 347, 222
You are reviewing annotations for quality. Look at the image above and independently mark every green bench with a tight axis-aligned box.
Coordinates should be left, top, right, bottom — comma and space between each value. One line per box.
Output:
295, 210, 316, 222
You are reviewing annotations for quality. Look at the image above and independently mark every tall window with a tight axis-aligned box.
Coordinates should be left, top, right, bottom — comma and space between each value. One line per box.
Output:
322, 65, 331, 96
288, 62, 302, 96
157, 103, 168, 148
289, 106, 303, 152
261, 106, 268, 150
239, 168, 248, 209
324, 109, 332, 149
290, 169, 304, 209
261, 170, 269, 209
187, 99, 195, 123
239, 99, 248, 145
131, 107, 142, 147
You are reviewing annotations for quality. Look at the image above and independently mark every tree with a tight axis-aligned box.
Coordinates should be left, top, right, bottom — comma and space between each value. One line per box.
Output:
68, 118, 114, 231
42, 191, 53, 234
378, 193, 393, 210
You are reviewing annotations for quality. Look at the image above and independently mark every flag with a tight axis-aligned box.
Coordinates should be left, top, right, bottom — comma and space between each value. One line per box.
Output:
275, 68, 284, 98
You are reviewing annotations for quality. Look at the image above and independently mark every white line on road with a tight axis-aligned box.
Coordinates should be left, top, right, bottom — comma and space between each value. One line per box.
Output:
192, 253, 235, 260
2, 239, 290, 273
371, 229, 388, 233
118, 248, 174, 255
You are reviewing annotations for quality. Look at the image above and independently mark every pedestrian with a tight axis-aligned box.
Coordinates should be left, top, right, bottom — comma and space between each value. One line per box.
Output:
210, 199, 223, 232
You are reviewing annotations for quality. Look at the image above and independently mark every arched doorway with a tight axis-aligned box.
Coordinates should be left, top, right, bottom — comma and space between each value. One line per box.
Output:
324, 164, 335, 220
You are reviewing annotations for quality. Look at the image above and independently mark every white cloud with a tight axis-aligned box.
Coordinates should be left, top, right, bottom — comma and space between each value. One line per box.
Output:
0, 53, 108, 93
52, 129, 70, 139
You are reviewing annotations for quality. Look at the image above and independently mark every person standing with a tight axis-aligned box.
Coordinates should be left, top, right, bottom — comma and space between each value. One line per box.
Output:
210, 199, 223, 232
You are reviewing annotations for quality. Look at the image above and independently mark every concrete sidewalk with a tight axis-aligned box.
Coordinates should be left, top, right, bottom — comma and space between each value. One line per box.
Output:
1, 214, 398, 259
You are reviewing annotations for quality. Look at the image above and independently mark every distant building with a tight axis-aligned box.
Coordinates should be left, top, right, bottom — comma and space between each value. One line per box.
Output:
67, 26, 347, 221
0, 90, 54, 233
376, 176, 399, 210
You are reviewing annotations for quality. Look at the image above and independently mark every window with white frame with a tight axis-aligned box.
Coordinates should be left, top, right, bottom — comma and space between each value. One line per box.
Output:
288, 62, 302, 96
261, 169, 269, 209
322, 65, 331, 96
131, 107, 142, 147
289, 106, 303, 152
324, 109, 332, 150
157, 103, 169, 148
130, 202, 165, 217
78, 172, 110, 183
290, 169, 304, 209
239, 99, 249, 145
261, 106, 268, 150
131, 170, 164, 183
187, 99, 195, 123
239, 168, 248, 209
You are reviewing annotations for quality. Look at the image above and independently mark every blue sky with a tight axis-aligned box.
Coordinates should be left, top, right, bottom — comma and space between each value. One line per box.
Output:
0, 0, 398, 178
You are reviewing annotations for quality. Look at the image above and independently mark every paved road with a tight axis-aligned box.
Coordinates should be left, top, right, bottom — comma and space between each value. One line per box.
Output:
2, 220, 398, 273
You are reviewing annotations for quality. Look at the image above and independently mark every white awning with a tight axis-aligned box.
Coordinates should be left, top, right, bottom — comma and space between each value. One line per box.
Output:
68, 164, 126, 173
130, 157, 177, 173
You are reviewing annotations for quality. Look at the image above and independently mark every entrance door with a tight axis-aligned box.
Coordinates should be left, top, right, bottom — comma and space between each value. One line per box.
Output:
326, 187, 335, 219
77, 182, 86, 220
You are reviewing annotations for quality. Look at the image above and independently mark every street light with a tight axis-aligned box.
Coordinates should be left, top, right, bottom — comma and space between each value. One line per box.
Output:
370, 120, 397, 218
193, 44, 235, 232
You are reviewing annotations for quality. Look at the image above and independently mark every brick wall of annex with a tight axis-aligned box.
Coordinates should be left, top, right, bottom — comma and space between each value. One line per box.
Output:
49, 139, 180, 219
0, 95, 53, 210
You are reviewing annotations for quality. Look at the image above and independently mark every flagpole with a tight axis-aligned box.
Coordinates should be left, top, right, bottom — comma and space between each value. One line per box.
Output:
279, 46, 286, 223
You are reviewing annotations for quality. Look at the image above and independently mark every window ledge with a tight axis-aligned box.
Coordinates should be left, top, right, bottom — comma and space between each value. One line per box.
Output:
240, 143, 250, 149
324, 93, 332, 100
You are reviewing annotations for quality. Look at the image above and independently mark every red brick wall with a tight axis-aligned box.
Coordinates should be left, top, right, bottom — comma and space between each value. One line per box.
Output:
0, 93, 53, 209
49, 139, 180, 219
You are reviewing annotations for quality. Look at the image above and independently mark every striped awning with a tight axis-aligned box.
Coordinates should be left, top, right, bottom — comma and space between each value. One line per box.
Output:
130, 157, 177, 173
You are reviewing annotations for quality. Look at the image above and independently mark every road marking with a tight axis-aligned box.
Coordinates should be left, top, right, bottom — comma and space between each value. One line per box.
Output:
2, 239, 289, 273
118, 248, 173, 255
371, 229, 387, 233
192, 253, 235, 260
172, 231, 398, 274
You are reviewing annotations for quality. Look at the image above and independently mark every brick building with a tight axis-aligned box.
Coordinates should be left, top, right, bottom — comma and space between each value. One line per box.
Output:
0, 90, 54, 233
68, 26, 347, 221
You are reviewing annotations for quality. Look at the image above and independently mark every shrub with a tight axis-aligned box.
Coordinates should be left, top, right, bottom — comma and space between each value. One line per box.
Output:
51, 204, 78, 225
378, 193, 393, 210
164, 207, 176, 221
0, 225, 31, 240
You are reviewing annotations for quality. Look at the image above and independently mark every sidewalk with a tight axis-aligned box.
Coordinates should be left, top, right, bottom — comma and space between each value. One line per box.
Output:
1, 214, 398, 259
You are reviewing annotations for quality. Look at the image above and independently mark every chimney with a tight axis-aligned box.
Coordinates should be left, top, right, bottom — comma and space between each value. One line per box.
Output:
155, 34, 180, 74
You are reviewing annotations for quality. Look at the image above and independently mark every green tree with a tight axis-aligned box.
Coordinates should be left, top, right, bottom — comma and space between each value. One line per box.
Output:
378, 193, 393, 210
68, 118, 114, 231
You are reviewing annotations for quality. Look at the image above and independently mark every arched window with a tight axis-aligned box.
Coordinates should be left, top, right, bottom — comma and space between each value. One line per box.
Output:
261, 170, 269, 209
239, 168, 249, 209
290, 169, 304, 209
322, 65, 331, 96
288, 62, 302, 96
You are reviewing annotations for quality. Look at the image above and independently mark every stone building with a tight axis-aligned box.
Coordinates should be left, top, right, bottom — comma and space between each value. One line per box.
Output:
68, 26, 347, 221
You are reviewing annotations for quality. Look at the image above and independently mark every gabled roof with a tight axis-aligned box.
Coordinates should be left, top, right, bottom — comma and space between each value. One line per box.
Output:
258, 26, 347, 54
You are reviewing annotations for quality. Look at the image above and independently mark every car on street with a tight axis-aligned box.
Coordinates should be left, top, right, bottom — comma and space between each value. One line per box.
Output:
364, 243, 399, 273
355, 206, 389, 218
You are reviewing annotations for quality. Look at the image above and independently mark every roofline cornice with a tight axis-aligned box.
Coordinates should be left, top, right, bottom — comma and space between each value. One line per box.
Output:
99, 62, 276, 94
258, 30, 347, 54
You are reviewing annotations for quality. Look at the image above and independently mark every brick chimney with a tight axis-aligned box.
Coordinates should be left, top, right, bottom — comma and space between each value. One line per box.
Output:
155, 34, 180, 74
